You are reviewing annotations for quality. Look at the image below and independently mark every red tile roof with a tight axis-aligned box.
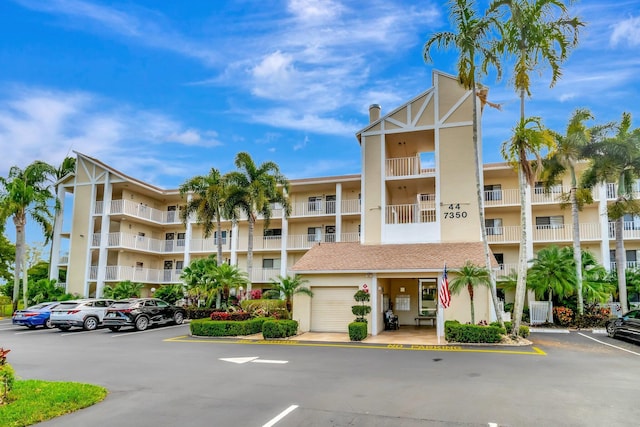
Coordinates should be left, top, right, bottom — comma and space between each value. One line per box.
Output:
291, 241, 497, 273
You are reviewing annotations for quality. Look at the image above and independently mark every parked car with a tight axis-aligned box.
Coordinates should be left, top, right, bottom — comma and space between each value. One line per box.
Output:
103, 298, 186, 331
606, 310, 640, 343
12, 302, 61, 329
50, 299, 115, 331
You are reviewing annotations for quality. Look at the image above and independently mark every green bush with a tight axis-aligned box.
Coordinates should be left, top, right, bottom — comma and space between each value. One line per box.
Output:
489, 321, 529, 338
190, 318, 268, 336
0, 363, 15, 398
262, 320, 298, 338
445, 320, 502, 343
348, 321, 368, 341
240, 300, 288, 318
184, 306, 219, 319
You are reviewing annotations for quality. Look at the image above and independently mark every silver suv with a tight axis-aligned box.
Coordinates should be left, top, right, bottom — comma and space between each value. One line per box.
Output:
50, 299, 115, 331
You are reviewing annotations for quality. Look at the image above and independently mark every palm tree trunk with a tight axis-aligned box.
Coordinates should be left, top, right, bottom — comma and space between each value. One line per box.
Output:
216, 216, 223, 265
472, 82, 504, 327
12, 214, 26, 311
512, 168, 529, 335
468, 283, 475, 324
246, 214, 255, 299
615, 217, 629, 313
569, 167, 584, 315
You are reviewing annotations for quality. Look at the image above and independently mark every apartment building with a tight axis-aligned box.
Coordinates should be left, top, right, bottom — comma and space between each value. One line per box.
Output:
49, 70, 638, 336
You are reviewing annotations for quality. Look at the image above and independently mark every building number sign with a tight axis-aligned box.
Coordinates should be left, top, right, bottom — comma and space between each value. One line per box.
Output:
443, 203, 468, 219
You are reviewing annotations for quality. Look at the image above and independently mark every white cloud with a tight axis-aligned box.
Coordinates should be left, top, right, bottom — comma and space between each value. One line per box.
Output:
287, 0, 345, 23
293, 135, 309, 151
611, 16, 640, 46
250, 108, 359, 136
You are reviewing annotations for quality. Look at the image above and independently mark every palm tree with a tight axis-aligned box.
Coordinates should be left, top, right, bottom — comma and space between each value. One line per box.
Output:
581, 112, 640, 313
179, 168, 234, 265
180, 255, 219, 307
225, 152, 291, 297
578, 250, 614, 304
264, 274, 313, 314
102, 280, 143, 300
449, 261, 491, 324
0, 161, 56, 311
539, 109, 595, 314
527, 246, 576, 308
209, 263, 249, 309
423, 0, 504, 325
490, 0, 583, 334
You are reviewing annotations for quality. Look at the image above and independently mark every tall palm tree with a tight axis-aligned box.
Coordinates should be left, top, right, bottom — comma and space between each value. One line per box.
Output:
527, 245, 576, 307
540, 109, 594, 314
491, 0, 583, 334
264, 274, 313, 314
180, 255, 218, 307
449, 261, 491, 324
209, 263, 249, 309
581, 112, 640, 313
0, 161, 55, 311
423, 0, 504, 325
179, 168, 234, 265
225, 152, 290, 297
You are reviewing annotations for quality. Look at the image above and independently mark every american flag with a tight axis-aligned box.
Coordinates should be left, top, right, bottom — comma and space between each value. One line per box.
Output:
440, 265, 451, 308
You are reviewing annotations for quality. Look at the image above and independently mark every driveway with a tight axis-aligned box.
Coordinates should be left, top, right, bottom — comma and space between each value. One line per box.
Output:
1, 319, 639, 427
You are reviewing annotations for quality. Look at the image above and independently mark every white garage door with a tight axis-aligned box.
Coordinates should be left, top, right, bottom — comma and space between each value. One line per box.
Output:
311, 287, 358, 332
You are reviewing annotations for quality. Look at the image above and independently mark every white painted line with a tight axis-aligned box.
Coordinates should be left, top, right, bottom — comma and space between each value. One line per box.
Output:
488, 423, 498, 427
110, 323, 187, 337
252, 359, 288, 364
0, 327, 24, 331
529, 328, 569, 334
578, 332, 640, 356
59, 330, 94, 336
220, 357, 259, 364
263, 405, 298, 427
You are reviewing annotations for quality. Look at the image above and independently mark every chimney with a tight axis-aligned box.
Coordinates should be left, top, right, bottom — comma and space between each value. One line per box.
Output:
369, 104, 381, 123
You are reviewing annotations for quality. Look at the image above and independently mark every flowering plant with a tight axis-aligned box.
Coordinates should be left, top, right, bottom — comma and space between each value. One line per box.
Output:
553, 306, 574, 326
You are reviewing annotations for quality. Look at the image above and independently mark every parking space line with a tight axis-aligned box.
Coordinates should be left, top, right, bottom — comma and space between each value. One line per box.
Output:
263, 405, 298, 427
578, 332, 640, 356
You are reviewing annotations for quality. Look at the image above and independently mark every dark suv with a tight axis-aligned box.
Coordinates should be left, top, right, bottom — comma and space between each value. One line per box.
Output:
103, 298, 186, 331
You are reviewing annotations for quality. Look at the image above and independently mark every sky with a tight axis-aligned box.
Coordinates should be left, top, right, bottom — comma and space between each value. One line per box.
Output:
1, 0, 639, 245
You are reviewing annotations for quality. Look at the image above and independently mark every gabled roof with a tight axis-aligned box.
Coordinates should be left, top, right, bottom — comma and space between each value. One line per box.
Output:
290, 241, 497, 274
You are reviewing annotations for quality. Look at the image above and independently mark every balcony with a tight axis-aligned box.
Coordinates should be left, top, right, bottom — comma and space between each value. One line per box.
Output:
386, 155, 435, 178
386, 203, 436, 224
250, 267, 280, 283
91, 232, 185, 254
487, 223, 603, 244
90, 265, 183, 284
94, 199, 182, 225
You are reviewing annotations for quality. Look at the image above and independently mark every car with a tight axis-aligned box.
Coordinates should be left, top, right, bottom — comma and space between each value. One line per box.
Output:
12, 301, 61, 329
103, 298, 186, 331
50, 299, 115, 331
606, 309, 640, 343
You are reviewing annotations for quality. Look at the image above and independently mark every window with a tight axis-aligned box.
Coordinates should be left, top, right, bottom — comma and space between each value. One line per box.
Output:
484, 184, 502, 201
494, 253, 504, 269
534, 181, 561, 194
175, 261, 184, 270
485, 218, 503, 235
177, 232, 185, 246
214, 230, 227, 245
263, 229, 282, 237
135, 262, 144, 270
307, 227, 321, 242
308, 196, 322, 212
137, 232, 146, 241
262, 258, 281, 269
536, 215, 564, 229
326, 195, 336, 214
325, 225, 336, 242
623, 214, 640, 230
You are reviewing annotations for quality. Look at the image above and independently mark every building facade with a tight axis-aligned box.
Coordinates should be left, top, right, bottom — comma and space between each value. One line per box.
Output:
50, 71, 637, 336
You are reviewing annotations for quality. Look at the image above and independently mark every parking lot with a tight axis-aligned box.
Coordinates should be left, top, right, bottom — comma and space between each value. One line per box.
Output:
2, 318, 640, 427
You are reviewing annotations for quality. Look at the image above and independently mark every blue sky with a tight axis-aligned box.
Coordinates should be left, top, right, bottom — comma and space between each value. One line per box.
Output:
1, 0, 639, 245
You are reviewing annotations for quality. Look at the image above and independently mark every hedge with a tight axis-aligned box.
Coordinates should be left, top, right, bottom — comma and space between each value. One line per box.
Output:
445, 320, 502, 343
190, 317, 268, 336
348, 321, 368, 341
262, 320, 298, 338
490, 321, 530, 338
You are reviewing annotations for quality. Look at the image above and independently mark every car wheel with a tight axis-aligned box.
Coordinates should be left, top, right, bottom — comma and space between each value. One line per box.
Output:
83, 317, 99, 331
606, 322, 617, 338
135, 316, 149, 331
45, 318, 53, 329
58, 325, 71, 331
108, 326, 121, 332
173, 312, 184, 325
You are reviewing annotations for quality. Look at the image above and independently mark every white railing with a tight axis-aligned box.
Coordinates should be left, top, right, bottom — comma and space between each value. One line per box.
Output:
340, 232, 360, 242
386, 156, 420, 177
250, 268, 280, 283
341, 199, 361, 214
495, 263, 518, 278
529, 301, 552, 325
608, 222, 640, 239
610, 261, 639, 270
91, 232, 185, 253
531, 186, 568, 204
94, 266, 183, 284
487, 223, 602, 244
58, 256, 69, 265
386, 204, 436, 224
93, 199, 182, 224
290, 200, 337, 217
190, 238, 229, 253
418, 194, 436, 211
484, 188, 519, 206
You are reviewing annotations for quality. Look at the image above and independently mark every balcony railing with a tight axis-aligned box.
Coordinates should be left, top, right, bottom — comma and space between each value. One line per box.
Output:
58, 256, 69, 265
341, 199, 361, 214
250, 267, 280, 283
90, 266, 183, 284
386, 155, 435, 177
385, 204, 436, 224
487, 223, 603, 243
94, 199, 182, 224
91, 232, 185, 253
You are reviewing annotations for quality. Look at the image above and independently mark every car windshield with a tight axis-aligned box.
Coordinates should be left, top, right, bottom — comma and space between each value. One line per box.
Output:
26, 302, 50, 310
55, 302, 81, 309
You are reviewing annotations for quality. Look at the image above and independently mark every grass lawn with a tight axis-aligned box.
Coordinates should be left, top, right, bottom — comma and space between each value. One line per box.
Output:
0, 379, 108, 427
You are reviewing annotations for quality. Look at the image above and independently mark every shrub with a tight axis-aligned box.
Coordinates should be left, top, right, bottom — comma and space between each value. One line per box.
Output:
0, 348, 14, 403
185, 306, 219, 319
553, 306, 574, 326
240, 299, 286, 316
445, 320, 502, 343
352, 289, 371, 322
573, 304, 611, 329
348, 322, 368, 341
250, 289, 262, 299
190, 318, 267, 336
489, 321, 529, 338
262, 320, 298, 338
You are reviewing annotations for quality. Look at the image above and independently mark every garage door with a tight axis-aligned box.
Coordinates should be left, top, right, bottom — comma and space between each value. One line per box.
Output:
311, 287, 358, 332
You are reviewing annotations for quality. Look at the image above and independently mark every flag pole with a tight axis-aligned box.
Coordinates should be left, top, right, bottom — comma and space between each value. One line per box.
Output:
437, 262, 444, 344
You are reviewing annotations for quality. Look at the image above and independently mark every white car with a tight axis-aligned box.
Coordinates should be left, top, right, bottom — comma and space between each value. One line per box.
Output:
50, 299, 115, 331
